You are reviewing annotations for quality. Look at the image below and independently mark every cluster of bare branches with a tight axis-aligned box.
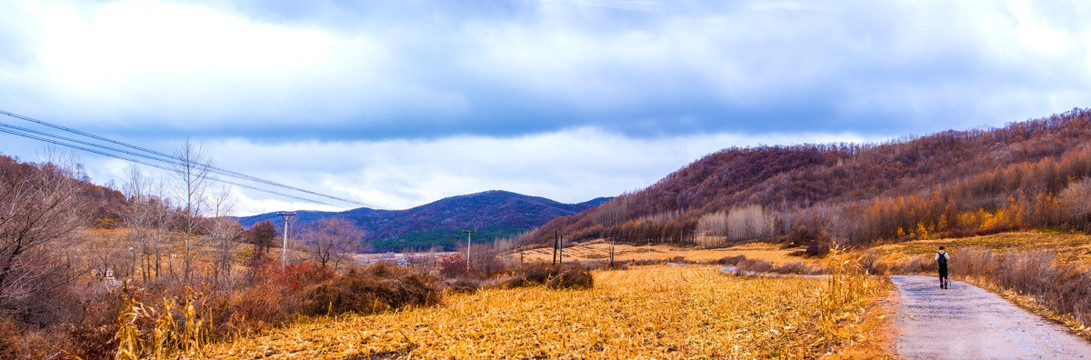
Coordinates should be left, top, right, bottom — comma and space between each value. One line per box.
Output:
298, 218, 364, 271
0, 155, 87, 323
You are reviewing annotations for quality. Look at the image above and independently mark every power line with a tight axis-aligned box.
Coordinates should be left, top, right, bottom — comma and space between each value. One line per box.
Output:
1, 116, 364, 206
0, 109, 364, 206
0, 109, 366, 207
0, 126, 340, 206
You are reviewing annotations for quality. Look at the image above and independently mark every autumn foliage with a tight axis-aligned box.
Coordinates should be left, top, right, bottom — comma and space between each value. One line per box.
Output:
531, 108, 1091, 247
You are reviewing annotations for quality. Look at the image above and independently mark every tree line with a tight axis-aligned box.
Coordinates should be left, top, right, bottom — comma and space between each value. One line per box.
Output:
527, 108, 1091, 249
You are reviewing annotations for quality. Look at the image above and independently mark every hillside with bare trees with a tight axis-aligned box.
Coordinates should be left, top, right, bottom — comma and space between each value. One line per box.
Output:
528, 108, 1091, 250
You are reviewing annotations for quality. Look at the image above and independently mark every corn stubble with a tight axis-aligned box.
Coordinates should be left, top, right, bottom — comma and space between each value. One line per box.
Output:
192, 263, 878, 359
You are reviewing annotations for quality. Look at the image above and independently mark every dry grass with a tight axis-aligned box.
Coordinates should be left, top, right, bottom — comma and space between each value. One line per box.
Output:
861, 230, 1091, 341
189, 264, 885, 359
949, 248, 1091, 339
868, 230, 1091, 269
514, 239, 821, 266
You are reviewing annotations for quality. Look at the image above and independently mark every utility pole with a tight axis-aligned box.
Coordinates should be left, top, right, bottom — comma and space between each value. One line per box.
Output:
278, 211, 296, 268
559, 234, 564, 265
552, 232, 559, 265
463, 230, 474, 271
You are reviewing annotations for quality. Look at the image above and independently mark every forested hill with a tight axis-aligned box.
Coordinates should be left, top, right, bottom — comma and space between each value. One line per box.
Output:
0, 154, 126, 227
528, 108, 1091, 248
237, 190, 609, 252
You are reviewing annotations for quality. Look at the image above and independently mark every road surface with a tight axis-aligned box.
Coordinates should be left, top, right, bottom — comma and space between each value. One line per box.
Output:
891, 275, 1091, 359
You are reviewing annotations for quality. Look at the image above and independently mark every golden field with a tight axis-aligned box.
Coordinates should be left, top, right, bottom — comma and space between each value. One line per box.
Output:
514, 239, 822, 266
185, 264, 885, 359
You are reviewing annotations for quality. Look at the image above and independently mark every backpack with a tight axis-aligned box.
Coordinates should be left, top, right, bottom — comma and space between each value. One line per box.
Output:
937, 252, 948, 265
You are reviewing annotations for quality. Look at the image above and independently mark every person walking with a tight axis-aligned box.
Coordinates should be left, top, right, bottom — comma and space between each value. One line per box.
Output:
936, 246, 950, 289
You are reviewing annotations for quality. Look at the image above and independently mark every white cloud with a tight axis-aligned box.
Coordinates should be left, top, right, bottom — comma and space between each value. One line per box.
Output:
4, 0, 1088, 139
1, 0, 1089, 217
145, 128, 874, 215
10, 0, 468, 129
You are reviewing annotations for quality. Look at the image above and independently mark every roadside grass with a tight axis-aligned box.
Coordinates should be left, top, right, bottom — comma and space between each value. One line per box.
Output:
863, 230, 1091, 341
188, 264, 886, 359
868, 230, 1091, 268
951, 248, 1091, 340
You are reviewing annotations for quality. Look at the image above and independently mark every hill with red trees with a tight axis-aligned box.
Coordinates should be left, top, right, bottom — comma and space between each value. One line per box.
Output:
0, 154, 126, 227
527, 108, 1091, 249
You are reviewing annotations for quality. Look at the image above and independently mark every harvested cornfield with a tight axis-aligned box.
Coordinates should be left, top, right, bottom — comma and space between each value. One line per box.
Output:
189, 265, 883, 359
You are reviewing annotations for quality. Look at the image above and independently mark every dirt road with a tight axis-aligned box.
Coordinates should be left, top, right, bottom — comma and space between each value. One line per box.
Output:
891, 275, 1091, 359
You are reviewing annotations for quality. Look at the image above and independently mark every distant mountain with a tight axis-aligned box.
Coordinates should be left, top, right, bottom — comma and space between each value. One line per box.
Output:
236, 190, 609, 252
528, 108, 1091, 247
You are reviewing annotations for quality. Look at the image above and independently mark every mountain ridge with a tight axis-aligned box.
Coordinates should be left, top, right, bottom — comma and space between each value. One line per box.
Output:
527, 108, 1091, 247
236, 190, 609, 252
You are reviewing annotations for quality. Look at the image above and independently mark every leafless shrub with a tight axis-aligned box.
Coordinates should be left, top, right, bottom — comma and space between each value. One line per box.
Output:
443, 278, 482, 294
438, 253, 468, 278
774, 261, 819, 275
887, 256, 934, 274
298, 263, 441, 316
714, 255, 747, 265
629, 258, 668, 266
858, 250, 887, 275
547, 267, 593, 290
488, 262, 594, 290
954, 248, 1091, 327
725, 256, 822, 275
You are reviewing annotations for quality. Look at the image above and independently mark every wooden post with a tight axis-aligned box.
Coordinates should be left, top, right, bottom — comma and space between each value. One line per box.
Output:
559, 234, 564, 265
552, 232, 559, 265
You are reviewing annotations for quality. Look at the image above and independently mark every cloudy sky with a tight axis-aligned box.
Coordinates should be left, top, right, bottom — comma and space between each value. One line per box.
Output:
1, 0, 1088, 215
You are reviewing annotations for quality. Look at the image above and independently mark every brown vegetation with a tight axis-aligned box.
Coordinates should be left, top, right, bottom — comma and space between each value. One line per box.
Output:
192, 264, 886, 359
952, 248, 1091, 334
860, 232, 1091, 339
298, 263, 440, 317
530, 108, 1091, 249
298, 217, 365, 271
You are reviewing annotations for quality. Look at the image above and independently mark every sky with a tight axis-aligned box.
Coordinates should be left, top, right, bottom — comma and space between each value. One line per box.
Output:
0, 0, 1088, 215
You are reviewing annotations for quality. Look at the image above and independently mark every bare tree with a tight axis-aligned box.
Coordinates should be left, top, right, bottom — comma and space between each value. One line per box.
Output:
726, 204, 778, 242
250, 220, 277, 259
173, 139, 212, 283
0, 158, 87, 322
122, 165, 158, 283
301, 218, 363, 271
150, 179, 174, 280
1060, 177, 1091, 223
591, 194, 631, 229
86, 228, 127, 280
208, 185, 242, 284
696, 211, 728, 247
